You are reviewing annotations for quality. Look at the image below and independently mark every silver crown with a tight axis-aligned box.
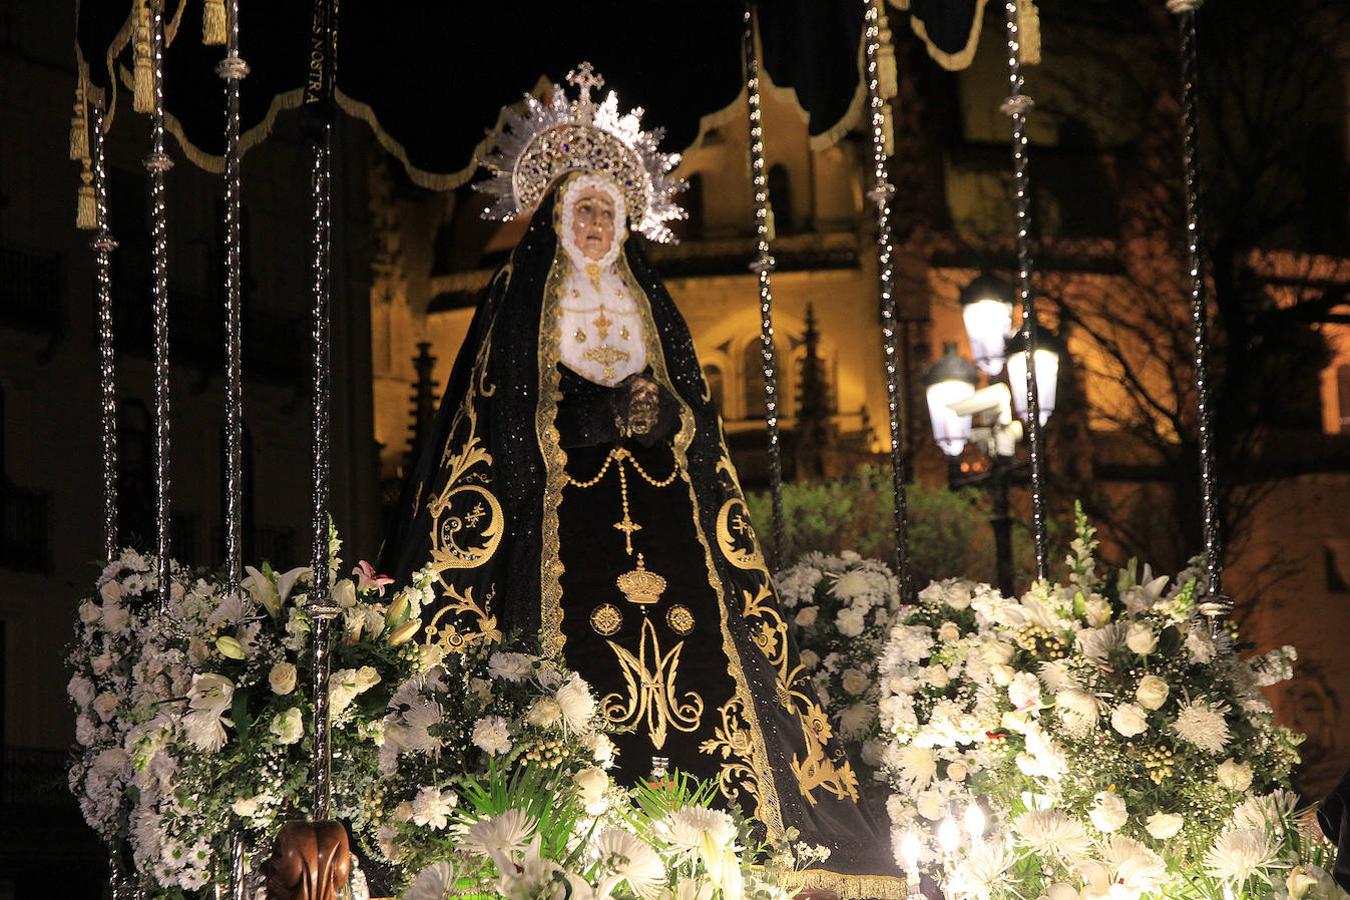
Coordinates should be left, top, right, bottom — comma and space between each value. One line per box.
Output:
476, 62, 687, 243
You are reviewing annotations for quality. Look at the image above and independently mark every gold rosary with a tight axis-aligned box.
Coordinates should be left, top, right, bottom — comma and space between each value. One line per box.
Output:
566, 446, 679, 556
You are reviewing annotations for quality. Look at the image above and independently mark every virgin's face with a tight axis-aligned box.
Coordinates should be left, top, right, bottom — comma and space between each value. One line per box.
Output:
570, 188, 617, 260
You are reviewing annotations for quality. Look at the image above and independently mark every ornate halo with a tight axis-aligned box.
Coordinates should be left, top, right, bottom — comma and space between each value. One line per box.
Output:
476, 62, 687, 244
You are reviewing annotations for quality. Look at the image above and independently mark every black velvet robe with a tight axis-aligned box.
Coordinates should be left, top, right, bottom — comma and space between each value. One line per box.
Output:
382, 179, 901, 896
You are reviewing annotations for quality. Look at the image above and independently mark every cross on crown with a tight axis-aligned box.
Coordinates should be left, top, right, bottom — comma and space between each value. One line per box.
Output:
567, 61, 605, 122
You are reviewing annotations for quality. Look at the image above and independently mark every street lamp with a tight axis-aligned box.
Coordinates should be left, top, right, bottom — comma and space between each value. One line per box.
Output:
959, 273, 1015, 376
922, 342, 979, 457
1004, 328, 1064, 426
923, 275, 1068, 596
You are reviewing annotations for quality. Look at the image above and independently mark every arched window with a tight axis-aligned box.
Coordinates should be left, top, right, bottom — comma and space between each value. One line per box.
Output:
702, 364, 724, 415
768, 164, 794, 234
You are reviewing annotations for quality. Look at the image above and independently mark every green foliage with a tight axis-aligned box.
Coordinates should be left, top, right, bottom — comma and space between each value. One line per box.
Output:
747, 465, 1037, 587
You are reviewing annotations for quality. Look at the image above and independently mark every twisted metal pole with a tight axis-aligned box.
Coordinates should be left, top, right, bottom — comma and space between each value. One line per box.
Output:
741, 2, 786, 567
218, 0, 249, 597
145, 0, 174, 611
304, 0, 339, 820
1168, 0, 1227, 625
861, 0, 912, 599
91, 100, 120, 561
1001, 0, 1049, 581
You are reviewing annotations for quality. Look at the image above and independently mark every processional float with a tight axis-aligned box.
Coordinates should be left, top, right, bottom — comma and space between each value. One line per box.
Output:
70, 0, 1232, 894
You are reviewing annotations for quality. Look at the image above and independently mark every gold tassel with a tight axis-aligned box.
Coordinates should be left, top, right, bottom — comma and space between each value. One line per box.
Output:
69, 77, 89, 161
202, 0, 226, 45
1018, 0, 1042, 66
77, 161, 97, 230
133, 0, 154, 113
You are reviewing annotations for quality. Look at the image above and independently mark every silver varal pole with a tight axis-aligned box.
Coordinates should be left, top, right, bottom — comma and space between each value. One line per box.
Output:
305, 0, 339, 820
218, 0, 249, 597
861, 0, 913, 599
91, 100, 120, 561
741, 1, 786, 567
146, 0, 174, 611
1001, 0, 1049, 581
1167, 0, 1228, 626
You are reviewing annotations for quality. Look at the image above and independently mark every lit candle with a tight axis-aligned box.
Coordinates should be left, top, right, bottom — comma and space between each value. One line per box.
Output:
964, 803, 987, 842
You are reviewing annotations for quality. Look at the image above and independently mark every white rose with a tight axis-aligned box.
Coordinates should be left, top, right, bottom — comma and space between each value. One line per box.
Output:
944, 586, 972, 610
575, 767, 609, 812
794, 606, 819, 627
1135, 675, 1170, 711
1088, 791, 1127, 833
841, 668, 870, 696
1216, 759, 1253, 792
887, 674, 918, 694
983, 641, 1015, 666
835, 607, 866, 638
270, 707, 304, 745
937, 621, 961, 642
99, 579, 125, 604
800, 649, 820, 669
1083, 597, 1112, 627
100, 602, 129, 633
1125, 622, 1157, 655
67, 675, 97, 708
946, 760, 968, 782
1110, 703, 1149, 738
990, 664, 1015, 686
93, 691, 118, 721
331, 578, 357, 609
79, 599, 101, 625
269, 662, 297, 695
915, 791, 945, 821
355, 666, 381, 691
585, 732, 616, 768
1144, 812, 1184, 840
1045, 884, 1081, 900
924, 665, 950, 689
232, 795, 264, 819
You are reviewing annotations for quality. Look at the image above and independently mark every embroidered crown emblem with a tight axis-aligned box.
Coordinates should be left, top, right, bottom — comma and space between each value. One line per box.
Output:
616, 553, 667, 605
476, 62, 687, 243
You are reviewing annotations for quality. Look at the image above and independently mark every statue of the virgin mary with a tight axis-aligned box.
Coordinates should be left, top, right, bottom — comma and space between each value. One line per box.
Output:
382, 64, 900, 896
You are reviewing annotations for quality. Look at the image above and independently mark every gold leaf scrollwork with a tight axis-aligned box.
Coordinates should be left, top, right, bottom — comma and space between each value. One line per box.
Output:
791, 701, 861, 805
601, 615, 704, 749
425, 584, 502, 655
699, 697, 761, 810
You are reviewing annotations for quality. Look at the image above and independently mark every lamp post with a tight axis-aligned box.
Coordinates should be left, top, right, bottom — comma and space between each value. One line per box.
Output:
923, 274, 1064, 596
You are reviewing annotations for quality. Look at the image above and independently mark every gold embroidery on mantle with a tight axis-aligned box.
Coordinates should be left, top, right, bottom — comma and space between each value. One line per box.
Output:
425, 585, 502, 654
422, 319, 504, 655
713, 496, 862, 806
699, 697, 761, 808
601, 615, 704, 749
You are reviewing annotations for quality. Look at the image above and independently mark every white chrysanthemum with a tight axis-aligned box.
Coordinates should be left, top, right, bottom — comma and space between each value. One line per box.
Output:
949, 839, 1016, 900
405, 861, 457, 900
889, 744, 937, 791
555, 675, 597, 731
1232, 790, 1298, 832
1204, 827, 1283, 884
664, 806, 736, 855
464, 808, 535, 857
595, 827, 665, 896
1172, 698, 1231, 753
1013, 809, 1090, 860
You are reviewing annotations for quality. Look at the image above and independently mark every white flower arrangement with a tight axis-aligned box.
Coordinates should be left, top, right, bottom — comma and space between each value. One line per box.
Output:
774, 551, 902, 784
876, 505, 1336, 900
67, 536, 433, 895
